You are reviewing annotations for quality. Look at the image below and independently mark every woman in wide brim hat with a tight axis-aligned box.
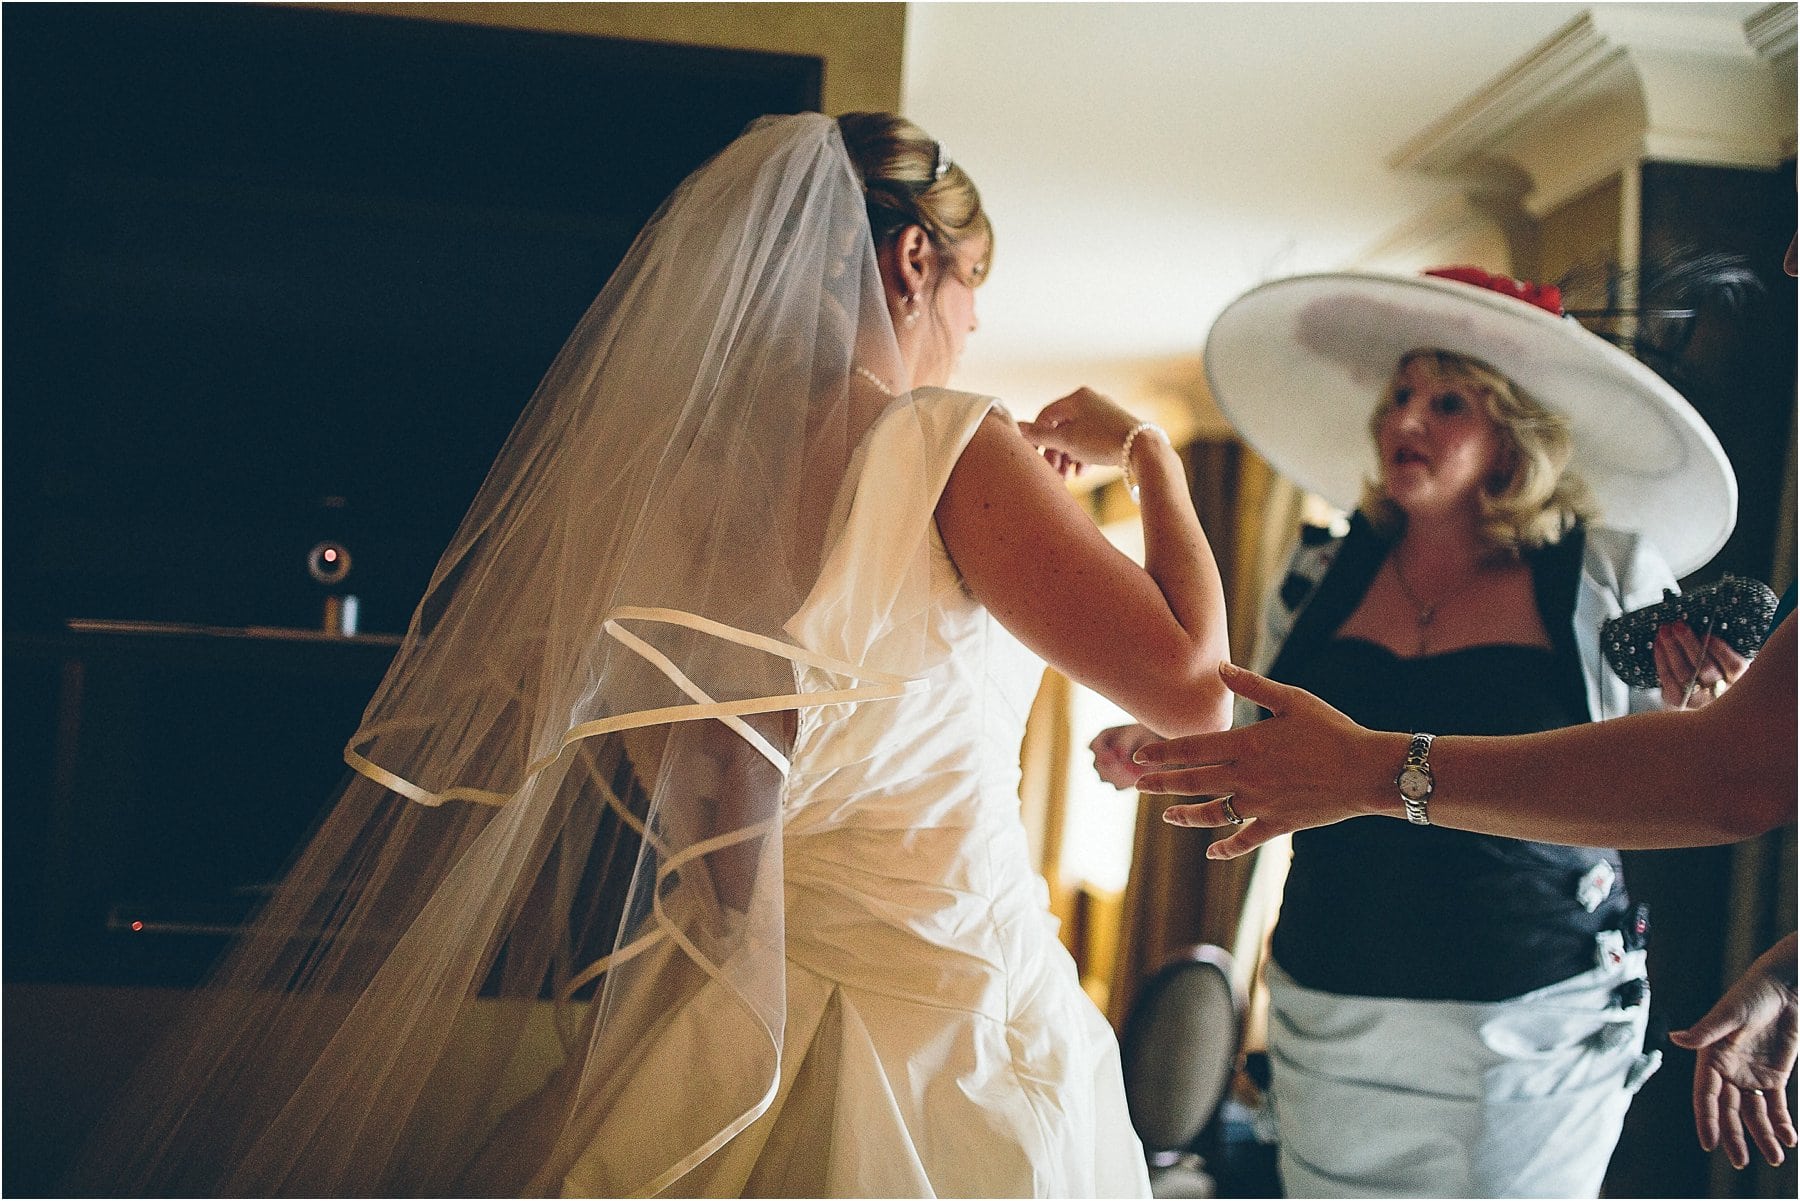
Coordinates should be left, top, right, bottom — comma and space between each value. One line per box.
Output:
1206, 266, 1737, 577
1216, 267, 1749, 1199
1097, 266, 1746, 1198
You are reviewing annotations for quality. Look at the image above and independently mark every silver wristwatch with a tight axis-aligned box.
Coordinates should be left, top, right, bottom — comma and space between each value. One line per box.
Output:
1396, 732, 1435, 825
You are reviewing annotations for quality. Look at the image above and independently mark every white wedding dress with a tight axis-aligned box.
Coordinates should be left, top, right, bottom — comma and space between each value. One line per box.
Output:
562, 387, 1151, 1198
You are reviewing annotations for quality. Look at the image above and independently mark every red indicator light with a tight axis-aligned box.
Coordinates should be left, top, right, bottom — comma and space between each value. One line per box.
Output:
130, 920, 145, 932
323, 548, 338, 562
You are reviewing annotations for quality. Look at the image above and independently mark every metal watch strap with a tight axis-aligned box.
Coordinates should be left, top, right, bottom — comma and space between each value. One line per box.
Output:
1400, 732, 1435, 826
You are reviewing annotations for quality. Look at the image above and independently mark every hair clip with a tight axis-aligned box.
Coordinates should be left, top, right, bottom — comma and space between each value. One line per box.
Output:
932, 142, 951, 181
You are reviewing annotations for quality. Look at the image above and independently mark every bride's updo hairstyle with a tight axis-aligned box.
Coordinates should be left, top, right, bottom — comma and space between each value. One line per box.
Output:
837, 111, 993, 288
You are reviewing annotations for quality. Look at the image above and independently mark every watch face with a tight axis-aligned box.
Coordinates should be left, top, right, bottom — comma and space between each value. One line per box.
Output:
1398, 766, 1432, 801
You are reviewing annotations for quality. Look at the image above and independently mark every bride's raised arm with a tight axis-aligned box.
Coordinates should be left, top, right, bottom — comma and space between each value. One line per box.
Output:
936, 386, 1232, 737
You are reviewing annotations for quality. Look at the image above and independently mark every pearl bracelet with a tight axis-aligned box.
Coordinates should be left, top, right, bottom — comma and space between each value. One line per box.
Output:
1119, 421, 1168, 502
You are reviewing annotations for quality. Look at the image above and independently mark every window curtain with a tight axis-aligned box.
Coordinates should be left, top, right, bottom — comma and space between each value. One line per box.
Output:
1018, 668, 1073, 928
1105, 437, 1305, 1029
1021, 652, 1132, 1007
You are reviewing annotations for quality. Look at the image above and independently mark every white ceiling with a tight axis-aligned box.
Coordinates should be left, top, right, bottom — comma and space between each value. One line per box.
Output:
901, 1, 1770, 430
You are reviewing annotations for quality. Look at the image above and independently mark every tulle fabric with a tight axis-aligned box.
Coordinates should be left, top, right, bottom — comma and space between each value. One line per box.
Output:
69, 113, 938, 1198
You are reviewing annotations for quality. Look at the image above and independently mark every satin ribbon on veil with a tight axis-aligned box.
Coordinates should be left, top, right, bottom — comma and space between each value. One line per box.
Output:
348, 604, 924, 1006
347, 607, 923, 802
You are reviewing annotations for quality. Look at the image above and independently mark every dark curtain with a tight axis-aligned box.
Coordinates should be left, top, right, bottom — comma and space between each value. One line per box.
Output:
1106, 438, 1301, 1028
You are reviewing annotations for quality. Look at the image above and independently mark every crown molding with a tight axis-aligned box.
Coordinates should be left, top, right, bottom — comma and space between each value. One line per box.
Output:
1393, 5, 1793, 218
1744, 3, 1797, 159
1389, 14, 1625, 177
1744, 3, 1797, 63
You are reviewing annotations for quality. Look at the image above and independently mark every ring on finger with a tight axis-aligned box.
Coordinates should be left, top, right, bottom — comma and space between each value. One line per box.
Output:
1220, 795, 1245, 826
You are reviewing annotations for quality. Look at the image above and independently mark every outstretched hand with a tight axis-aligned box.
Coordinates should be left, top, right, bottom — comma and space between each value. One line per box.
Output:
1669, 932, 1799, 1169
1134, 661, 1407, 858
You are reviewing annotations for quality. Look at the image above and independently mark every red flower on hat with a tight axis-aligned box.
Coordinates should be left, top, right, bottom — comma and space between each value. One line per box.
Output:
1425, 265, 1563, 317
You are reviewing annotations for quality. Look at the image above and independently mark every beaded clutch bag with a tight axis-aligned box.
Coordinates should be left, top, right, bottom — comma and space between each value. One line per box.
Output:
1600, 575, 1780, 690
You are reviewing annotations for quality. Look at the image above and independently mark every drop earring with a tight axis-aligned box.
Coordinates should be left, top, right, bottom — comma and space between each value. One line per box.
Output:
903, 293, 921, 327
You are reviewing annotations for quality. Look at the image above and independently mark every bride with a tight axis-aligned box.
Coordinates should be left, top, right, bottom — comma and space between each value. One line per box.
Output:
73, 111, 1231, 1198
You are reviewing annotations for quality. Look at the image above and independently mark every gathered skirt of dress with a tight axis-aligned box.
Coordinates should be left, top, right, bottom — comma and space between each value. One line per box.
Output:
558, 387, 1151, 1198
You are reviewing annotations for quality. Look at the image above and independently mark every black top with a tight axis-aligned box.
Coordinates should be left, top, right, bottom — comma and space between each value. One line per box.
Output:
1265, 516, 1632, 1002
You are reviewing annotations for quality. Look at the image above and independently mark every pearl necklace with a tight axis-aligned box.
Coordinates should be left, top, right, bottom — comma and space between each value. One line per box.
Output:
853, 365, 897, 397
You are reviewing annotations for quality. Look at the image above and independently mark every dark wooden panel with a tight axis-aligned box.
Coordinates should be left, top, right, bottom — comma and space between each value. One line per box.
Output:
4, 628, 401, 988
1601, 158, 1797, 1201
1638, 160, 1797, 586
2, 6, 818, 990
3, 3, 821, 634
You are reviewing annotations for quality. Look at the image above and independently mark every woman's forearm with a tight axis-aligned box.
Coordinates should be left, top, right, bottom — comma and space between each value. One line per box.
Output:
1428, 615, 1795, 846
1147, 615, 1795, 856
1131, 434, 1233, 731
960, 392, 1232, 739
1429, 717, 1779, 847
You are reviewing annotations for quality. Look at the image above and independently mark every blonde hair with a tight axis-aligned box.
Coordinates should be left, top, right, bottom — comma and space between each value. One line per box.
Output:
836, 111, 992, 286
1360, 348, 1596, 554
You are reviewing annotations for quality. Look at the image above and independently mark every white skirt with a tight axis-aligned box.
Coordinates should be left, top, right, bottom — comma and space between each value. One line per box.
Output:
1265, 951, 1659, 1198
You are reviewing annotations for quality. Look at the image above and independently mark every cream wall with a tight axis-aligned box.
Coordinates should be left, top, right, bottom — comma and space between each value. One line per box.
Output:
307, 2, 905, 114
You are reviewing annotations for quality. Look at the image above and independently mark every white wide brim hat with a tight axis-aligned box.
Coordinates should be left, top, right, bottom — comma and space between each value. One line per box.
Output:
1203, 270, 1737, 577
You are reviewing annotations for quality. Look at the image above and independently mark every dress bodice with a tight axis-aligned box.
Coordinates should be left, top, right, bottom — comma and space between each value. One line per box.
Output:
787, 537, 1044, 834
777, 388, 1057, 1020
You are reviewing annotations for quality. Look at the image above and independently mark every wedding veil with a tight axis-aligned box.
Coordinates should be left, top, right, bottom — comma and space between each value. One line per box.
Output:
72, 112, 939, 1197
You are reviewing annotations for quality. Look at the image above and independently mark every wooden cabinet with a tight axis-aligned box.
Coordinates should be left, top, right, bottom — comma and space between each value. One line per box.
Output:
4, 624, 399, 987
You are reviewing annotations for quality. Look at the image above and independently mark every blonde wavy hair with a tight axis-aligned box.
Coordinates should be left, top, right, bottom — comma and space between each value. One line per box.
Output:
836, 111, 992, 287
1360, 348, 1596, 554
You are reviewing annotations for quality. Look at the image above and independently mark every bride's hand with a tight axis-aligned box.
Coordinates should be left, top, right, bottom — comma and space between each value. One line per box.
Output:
1018, 387, 1144, 478
1091, 723, 1157, 789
